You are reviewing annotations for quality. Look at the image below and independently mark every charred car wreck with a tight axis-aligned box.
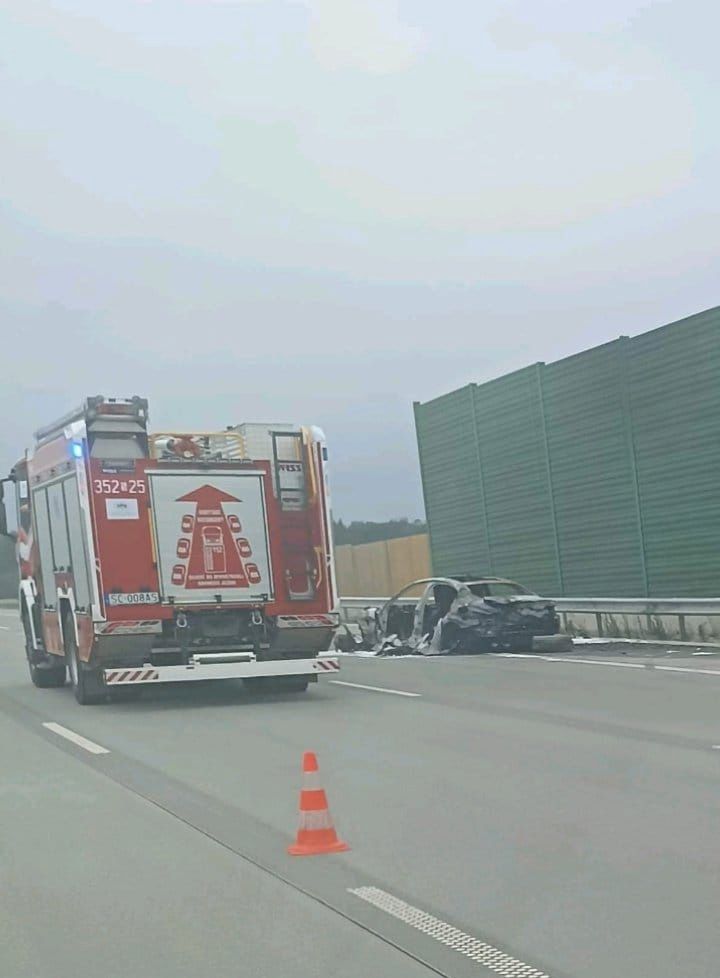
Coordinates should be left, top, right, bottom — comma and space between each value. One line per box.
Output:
338, 577, 572, 656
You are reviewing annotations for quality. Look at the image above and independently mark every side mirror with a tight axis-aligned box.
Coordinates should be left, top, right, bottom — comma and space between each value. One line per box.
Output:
0, 477, 14, 538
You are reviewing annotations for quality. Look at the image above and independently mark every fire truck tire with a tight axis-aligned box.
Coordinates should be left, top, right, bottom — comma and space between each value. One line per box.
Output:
29, 660, 67, 688
23, 606, 66, 688
66, 629, 105, 705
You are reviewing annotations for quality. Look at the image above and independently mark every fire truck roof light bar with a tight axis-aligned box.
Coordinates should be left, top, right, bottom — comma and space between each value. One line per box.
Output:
34, 396, 149, 445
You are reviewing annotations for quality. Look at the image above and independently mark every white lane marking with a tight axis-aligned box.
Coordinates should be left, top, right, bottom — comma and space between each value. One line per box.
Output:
712, 745, 720, 750
0, 625, 9, 630
349, 886, 551, 978
495, 653, 720, 676
42, 722, 110, 755
329, 680, 420, 698
655, 665, 720, 677
548, 656, 646, 668
495, 653, 645, 668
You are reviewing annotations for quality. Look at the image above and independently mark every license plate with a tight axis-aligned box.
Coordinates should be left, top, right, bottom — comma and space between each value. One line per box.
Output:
106, 592, 160, 606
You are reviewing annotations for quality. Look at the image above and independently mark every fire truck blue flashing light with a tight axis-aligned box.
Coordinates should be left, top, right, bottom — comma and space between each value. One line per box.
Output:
71, 442, 83, 458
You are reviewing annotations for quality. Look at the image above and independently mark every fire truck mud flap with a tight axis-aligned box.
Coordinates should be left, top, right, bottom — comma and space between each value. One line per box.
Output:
103, 656, 340, 685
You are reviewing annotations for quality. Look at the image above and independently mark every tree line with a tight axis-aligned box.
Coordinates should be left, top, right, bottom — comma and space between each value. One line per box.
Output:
332, 517, 426, 547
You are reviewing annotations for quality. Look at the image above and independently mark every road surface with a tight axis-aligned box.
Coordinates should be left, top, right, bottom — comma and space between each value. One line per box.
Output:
1, 607, 718, 978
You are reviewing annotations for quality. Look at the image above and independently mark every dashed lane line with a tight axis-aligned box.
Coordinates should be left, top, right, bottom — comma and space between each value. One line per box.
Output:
329, 680, 421, 698
42, 722, 110, 755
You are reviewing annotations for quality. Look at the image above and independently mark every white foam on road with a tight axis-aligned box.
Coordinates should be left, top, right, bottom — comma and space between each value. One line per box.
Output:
329, 680, 420, 697
42, 722, 110, 755
349, 885, 551, 978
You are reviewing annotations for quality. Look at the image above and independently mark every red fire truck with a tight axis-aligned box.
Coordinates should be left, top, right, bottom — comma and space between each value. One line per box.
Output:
0, 396, 340, 704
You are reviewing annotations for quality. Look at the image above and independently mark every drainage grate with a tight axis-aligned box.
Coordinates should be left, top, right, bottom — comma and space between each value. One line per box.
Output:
349, 886, 551, 978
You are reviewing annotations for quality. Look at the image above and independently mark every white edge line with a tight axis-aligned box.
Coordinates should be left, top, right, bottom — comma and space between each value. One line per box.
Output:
495, 653, 645, 668
495, 653, 720, 677
42, 722, 110, 755
547, 656, 646, 668
655, 665, 720, 676
329, 680, 420, 697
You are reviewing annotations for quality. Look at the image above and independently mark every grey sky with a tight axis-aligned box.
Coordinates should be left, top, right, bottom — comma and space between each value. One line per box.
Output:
1, 0, 718, 520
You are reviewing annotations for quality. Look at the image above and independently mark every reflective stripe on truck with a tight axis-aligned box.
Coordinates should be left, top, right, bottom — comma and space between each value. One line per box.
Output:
103, 656, 340, 685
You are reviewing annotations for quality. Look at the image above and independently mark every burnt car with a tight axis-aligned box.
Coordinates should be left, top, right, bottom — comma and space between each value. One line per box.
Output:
372, 577, 572, 655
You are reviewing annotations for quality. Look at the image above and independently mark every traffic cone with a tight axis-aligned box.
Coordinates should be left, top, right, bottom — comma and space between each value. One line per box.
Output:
288, 751, 350, 856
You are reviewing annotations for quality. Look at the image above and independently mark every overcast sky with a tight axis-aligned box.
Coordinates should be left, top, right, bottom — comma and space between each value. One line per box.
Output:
1, 0, 718, 520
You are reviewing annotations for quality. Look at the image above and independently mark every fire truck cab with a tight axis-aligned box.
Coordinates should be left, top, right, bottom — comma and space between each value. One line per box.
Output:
1, 396, 340, 704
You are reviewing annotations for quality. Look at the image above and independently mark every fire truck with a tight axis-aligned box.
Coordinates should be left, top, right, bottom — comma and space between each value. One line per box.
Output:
0, 396, 340, 704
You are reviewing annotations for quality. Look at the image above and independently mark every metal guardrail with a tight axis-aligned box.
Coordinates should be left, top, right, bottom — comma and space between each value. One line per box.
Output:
5, 594, 720, 619
340, 597, 407, 610
340, 596, 720, 616
338, 595, 720, 645
551, 598, 720, 616
8, 592, 720, 617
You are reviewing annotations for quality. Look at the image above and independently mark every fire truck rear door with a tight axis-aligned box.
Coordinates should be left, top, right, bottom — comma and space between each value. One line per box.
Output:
147, 470, 273, 604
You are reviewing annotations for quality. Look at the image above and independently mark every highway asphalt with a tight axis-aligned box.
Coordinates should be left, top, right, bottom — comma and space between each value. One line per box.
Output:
1, 606, 719, 978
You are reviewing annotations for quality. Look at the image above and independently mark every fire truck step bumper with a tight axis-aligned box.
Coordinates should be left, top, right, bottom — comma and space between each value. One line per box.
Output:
103, 656, 340, 686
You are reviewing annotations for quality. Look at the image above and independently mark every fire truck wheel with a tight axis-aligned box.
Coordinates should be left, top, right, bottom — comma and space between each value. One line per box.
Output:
23, 607, 66, 688
66, 629, 105, 705
29, 659, 67, 688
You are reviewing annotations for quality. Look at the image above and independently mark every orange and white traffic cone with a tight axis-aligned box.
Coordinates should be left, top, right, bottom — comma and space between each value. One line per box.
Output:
288, 751, 350, 856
